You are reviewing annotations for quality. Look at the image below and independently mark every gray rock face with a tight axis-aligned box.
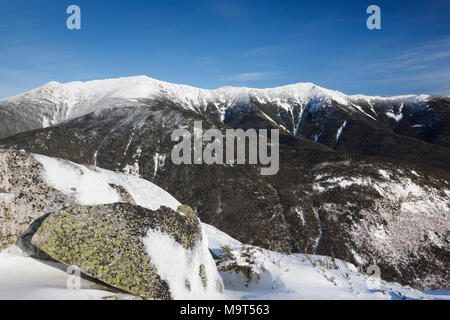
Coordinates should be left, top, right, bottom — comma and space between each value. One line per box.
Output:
0, 151, 72, 249
30, 203, 208, 299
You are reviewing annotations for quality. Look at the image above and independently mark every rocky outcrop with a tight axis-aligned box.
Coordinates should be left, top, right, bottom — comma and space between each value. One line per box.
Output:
0, 150, 223, 299
0, 151, 72, 249
30, 203, 222, 299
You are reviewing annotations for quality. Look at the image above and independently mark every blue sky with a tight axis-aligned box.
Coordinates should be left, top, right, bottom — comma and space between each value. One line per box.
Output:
0, 0, 449, 99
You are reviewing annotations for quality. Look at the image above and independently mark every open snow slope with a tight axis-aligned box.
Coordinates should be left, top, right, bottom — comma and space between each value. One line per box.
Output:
204, 224, 448, 300
1, 223, 446, 300
33, 153, 181, 211
0, 249, 134, 300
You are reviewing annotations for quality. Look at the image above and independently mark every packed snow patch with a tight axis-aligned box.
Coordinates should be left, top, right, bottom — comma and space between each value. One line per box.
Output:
386, 103, 404, 123
33, 154, 180, 211
143, 228, 225, 300
202, 223, 243, 252
0, 252, 130, 300
205, 226, 443, 300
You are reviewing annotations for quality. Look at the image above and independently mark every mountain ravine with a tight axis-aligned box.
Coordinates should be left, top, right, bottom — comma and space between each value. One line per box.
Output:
0, 76, 449, 290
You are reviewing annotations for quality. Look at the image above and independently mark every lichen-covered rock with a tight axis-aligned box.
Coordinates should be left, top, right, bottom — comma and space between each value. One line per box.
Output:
109, 184, 136, 205
0, 150, 223, 298
0, 150, 179, 255
0, 151, 72, 249
30, 202, 214, 299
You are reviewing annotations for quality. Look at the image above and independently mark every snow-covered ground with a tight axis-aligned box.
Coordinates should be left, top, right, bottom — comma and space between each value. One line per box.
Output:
1, 223, 448, 300
204, 224, 448, 300
0, 247, 134, 300
0, 153, 448, 300
34, 154, 181, 211
143, 228, 225, 300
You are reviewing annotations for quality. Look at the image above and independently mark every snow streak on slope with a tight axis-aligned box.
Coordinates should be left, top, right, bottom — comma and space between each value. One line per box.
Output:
335, 121, 347, 145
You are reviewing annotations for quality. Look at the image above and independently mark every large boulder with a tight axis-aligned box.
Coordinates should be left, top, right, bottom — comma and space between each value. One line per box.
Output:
0, 150, 223, 298
0, 150, 181, 253
0, 151, 72, 249
30, 203, 224, 299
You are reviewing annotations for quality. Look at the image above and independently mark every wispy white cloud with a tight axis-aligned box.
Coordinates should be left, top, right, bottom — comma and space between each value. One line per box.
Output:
364, 37, 450, 73
243, 46, 278, 57
365, 68, 450, 95
370, 69, 450, 83
357, 37, 450, 95
221, 71, 278, 82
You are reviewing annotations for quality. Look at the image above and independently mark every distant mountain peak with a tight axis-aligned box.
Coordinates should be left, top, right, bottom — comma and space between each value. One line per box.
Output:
2, 75, 429, 107
0, 75, 436, 140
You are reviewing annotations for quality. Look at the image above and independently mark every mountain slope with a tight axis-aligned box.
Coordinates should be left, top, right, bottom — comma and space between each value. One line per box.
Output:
1, 76, 449, 171
2, 102, 448, 290
1, 76, 449, 290
2, 151, 443, 300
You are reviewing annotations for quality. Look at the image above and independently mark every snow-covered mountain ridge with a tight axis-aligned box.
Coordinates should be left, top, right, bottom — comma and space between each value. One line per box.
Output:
6, 75, 424, 108
0, 75, 429, 130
